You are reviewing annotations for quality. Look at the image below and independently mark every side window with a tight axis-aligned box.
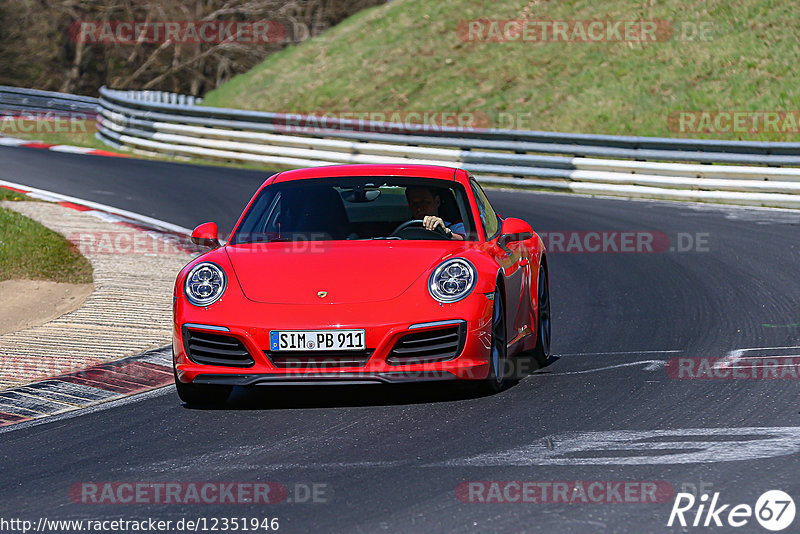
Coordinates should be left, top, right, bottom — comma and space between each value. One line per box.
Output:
470, 178, 500, 239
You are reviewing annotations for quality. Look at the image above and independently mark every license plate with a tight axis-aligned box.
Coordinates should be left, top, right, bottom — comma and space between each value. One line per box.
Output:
269, 330, 366, 351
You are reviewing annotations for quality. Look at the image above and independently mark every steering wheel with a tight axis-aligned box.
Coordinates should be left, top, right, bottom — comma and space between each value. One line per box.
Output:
391, 219, 450, 238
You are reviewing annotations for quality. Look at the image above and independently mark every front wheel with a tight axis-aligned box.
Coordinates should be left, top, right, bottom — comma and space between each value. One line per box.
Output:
531, 264, 551, 367
174, 368, 232, 406
482, 285, 512, 393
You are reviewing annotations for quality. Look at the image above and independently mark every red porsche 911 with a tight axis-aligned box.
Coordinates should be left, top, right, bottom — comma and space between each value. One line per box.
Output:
172, 164, 550, 404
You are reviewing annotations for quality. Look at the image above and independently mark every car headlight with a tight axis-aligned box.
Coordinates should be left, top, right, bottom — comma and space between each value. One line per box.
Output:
184, 262, 227, 306
429, 258, 476, 303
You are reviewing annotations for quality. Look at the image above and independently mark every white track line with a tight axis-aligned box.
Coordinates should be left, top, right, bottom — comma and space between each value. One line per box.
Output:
0, 178, 191, 235
557, 350, 682, 357
532, 360, 666, 377
716, 346, 800, 369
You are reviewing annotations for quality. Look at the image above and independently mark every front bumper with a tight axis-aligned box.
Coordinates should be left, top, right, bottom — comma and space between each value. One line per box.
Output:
173, 295, 494, 385
192, 371, 458, 386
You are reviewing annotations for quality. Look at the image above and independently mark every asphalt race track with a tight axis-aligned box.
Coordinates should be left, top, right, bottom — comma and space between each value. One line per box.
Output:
1, 145, 800, 533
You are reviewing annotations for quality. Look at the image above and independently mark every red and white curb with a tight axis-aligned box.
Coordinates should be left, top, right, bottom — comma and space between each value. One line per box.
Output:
0, 347, 172, 428
0, 179, 192, 239
0, 134, 128, 158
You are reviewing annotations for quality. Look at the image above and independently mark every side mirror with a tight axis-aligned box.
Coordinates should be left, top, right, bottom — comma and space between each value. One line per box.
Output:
497, 217, 533, 253
191, 222, 221, 249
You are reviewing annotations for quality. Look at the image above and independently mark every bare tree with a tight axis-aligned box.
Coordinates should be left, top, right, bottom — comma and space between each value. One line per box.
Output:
0, 0, 386, 96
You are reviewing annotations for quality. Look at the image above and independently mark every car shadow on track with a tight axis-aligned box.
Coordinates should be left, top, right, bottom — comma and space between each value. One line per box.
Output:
181, 354, 555, 410
201, 382, 494, 410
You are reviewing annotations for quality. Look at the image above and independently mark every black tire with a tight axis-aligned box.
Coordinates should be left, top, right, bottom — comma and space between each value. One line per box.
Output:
174, 367, 232, 406
482, 284, 512, 393
531, 263, 551, 368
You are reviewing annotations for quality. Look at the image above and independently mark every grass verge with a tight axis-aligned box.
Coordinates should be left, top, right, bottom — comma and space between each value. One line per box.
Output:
201, 0, 800, 142
0, 188, 28, 201
0, 203, 93, 284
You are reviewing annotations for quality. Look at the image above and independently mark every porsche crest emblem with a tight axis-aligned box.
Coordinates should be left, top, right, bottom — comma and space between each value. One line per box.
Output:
317, 291, 328, 298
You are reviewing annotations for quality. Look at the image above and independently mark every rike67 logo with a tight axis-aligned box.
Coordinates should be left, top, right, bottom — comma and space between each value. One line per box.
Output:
668, 490, 795, 531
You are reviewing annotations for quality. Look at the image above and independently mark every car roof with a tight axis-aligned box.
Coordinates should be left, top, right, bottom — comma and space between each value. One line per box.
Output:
271, 164, 460, 183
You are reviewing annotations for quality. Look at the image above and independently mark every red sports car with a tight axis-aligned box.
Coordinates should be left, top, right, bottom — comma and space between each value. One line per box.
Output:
173, 164, 550, 404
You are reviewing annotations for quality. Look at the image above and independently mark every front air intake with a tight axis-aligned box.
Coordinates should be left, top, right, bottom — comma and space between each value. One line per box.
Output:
386, 324, 465, 365
183, 328, 255, 367
264, 350, 373, 369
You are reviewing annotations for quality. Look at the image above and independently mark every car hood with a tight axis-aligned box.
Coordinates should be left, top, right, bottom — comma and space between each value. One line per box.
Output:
225, 241, 468, 304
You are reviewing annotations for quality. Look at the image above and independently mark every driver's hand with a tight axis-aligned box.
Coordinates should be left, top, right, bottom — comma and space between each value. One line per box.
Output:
423, 216, 446, 232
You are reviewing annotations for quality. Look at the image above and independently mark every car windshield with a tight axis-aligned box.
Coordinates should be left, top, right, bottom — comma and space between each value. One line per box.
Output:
230, 176, 476, 243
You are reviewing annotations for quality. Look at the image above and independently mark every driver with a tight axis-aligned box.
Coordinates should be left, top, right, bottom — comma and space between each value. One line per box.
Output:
404, 186, 465, 240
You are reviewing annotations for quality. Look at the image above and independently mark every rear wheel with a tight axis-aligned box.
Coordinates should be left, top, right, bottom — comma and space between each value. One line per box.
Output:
482, 285, 511, 393
531, 264, 551, 367
174, 367, 232, 406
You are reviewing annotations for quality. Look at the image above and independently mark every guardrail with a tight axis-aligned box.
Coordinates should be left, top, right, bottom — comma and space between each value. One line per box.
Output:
111, 89, 202, 106
96, 86, 800, 208
4, 85, 800, 208
0, 85, 98, 116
